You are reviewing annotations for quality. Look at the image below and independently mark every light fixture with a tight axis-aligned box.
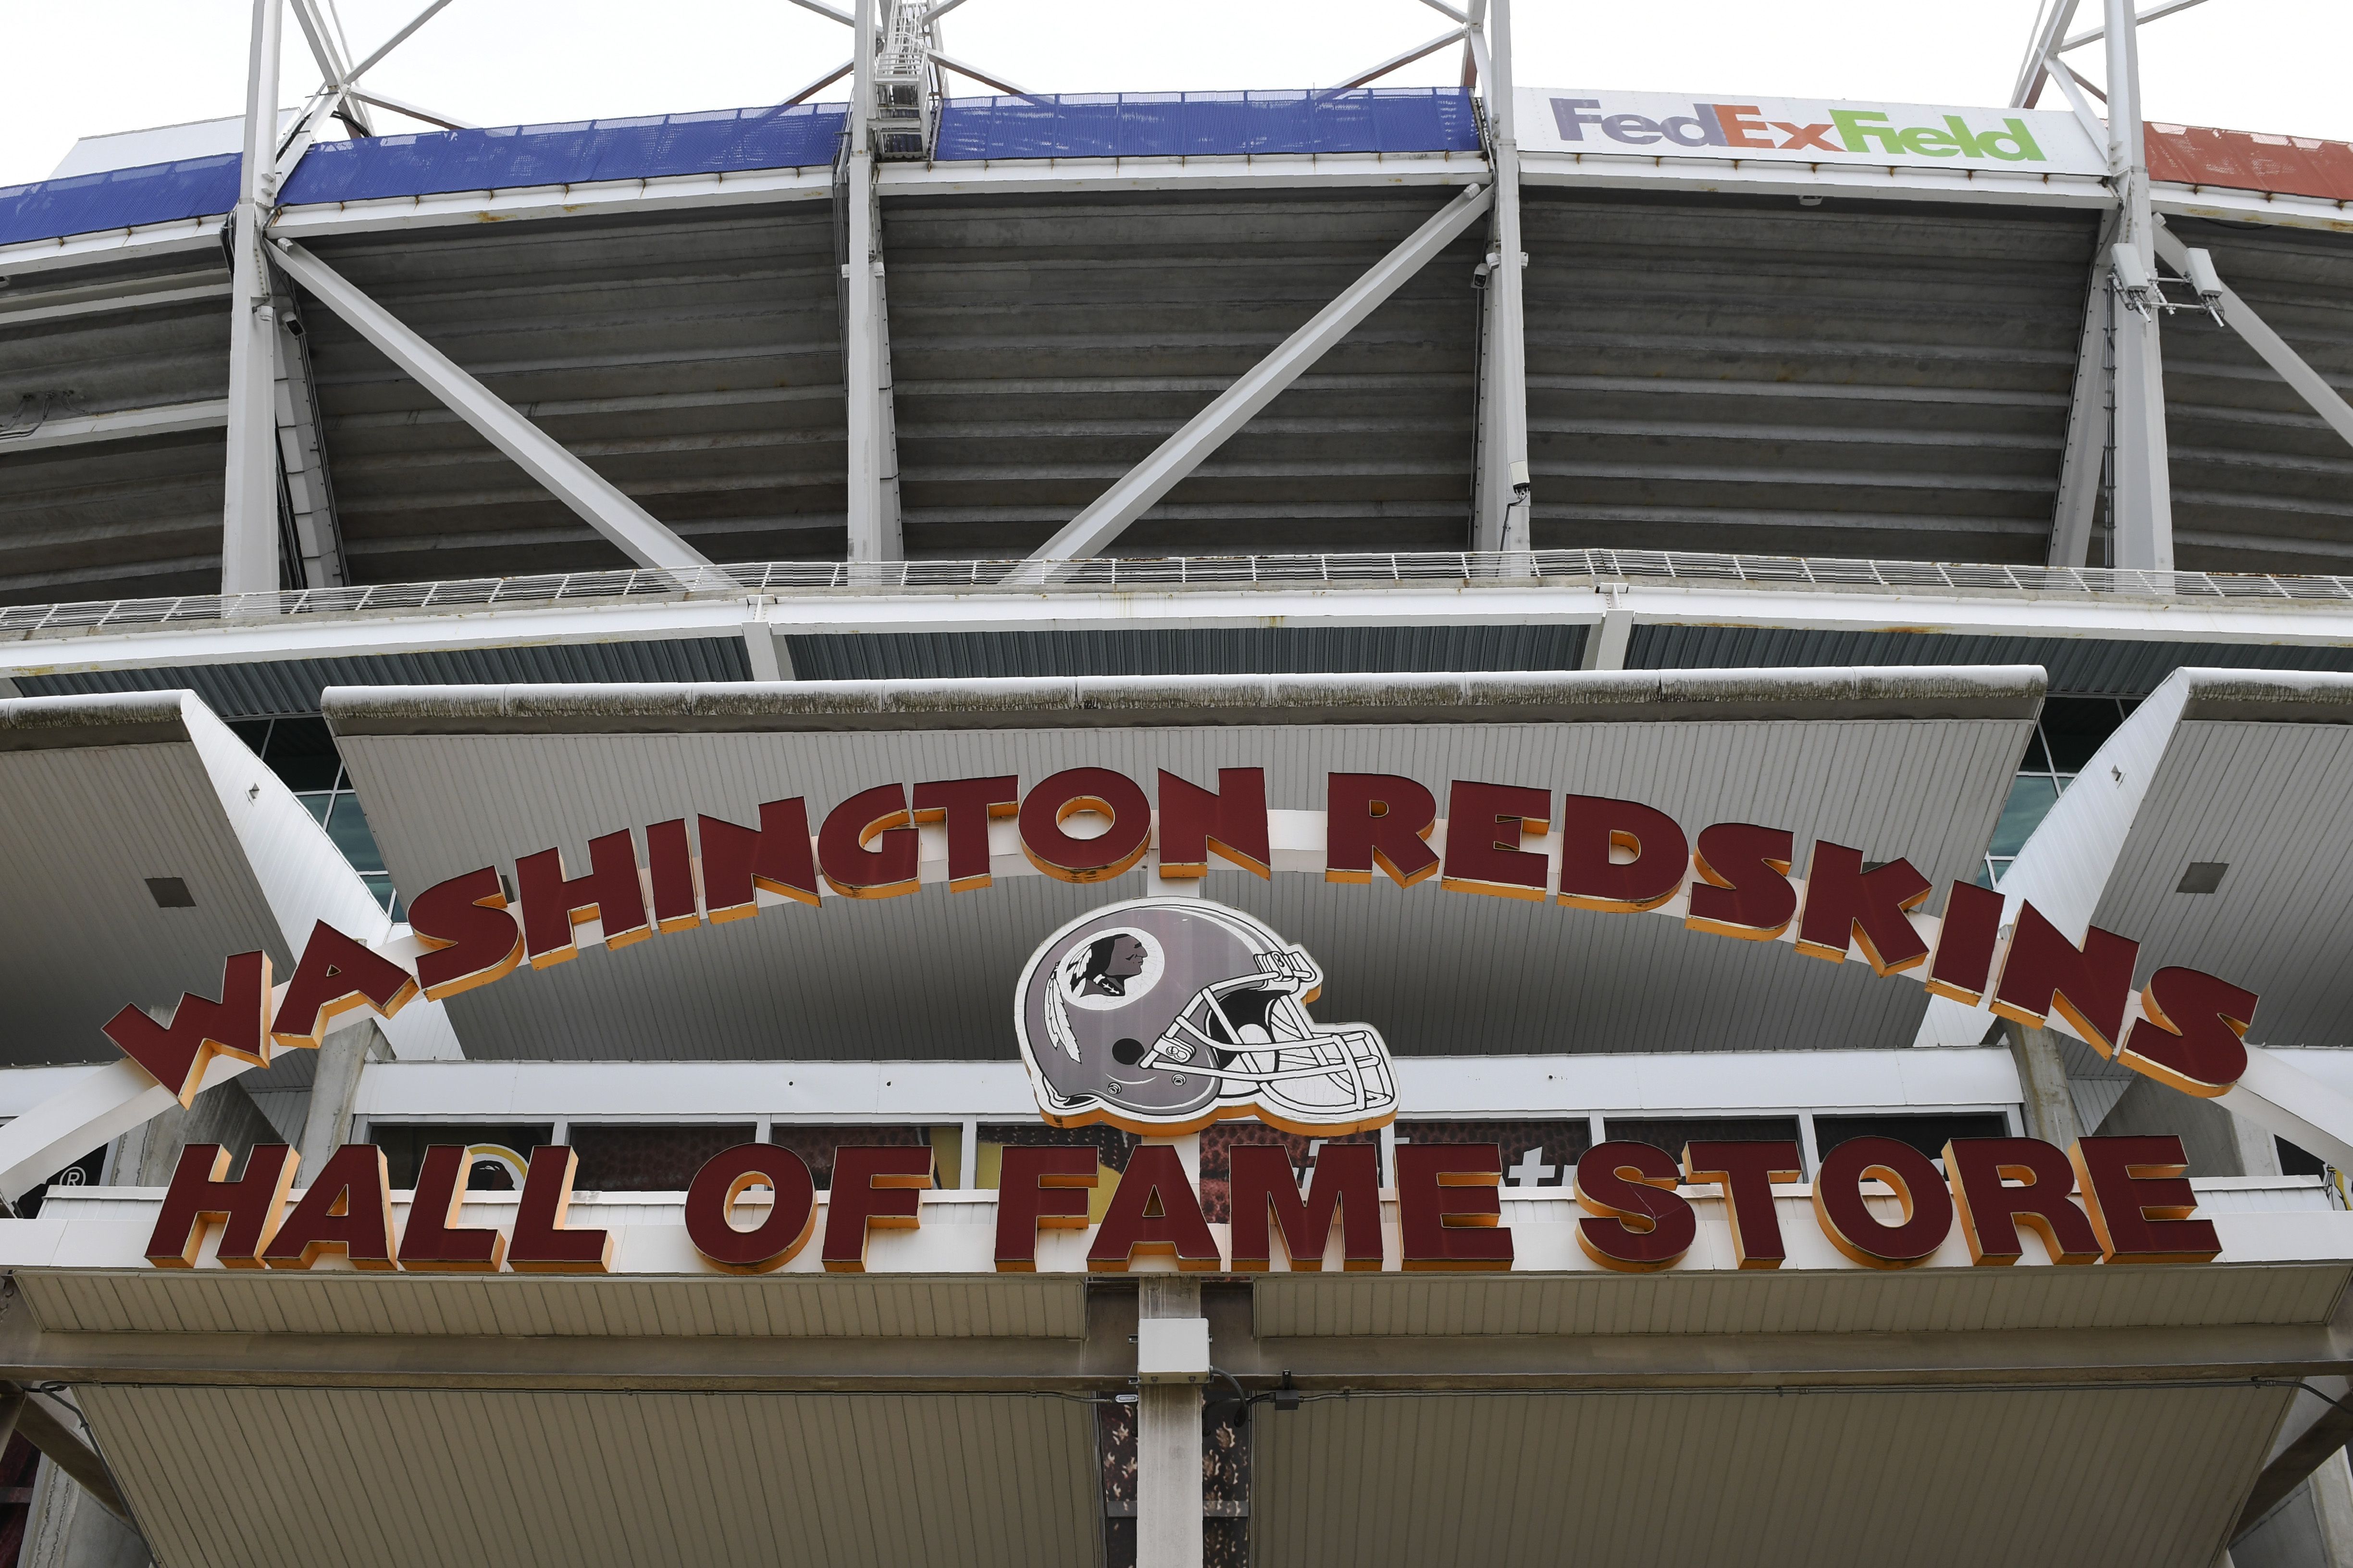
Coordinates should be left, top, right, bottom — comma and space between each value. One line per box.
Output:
145, 877, 195, 908
2176, 863, 2227, 895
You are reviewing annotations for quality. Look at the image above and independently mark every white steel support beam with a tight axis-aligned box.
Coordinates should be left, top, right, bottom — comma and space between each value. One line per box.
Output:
270, 239, 712, 570
843, 0, 904, 562
1472, 0, 1531, 556
1019, 183, 1494, 570
1334, 27, 1466, 93
2155, 226, 2353, 454
2048, 208, 2121, 568
2010, 0, 2085, 107
0, 400, 228, 454
2104, 0, 2174, 572
347, 89, 476, 132
271, 292, 348, 588
2061, 0, 2214, 51
222, 0, 287, 595
346, 0, 460, 84
1135, 1266, 1204, 1568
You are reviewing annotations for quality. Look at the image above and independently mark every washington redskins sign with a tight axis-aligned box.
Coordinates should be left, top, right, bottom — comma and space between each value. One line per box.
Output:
106, 763, 2258, 1120
1015, 898, 1397, 1137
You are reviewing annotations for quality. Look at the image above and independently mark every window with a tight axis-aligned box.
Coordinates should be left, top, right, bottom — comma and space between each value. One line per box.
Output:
228, 716, 402, 917
1815, 1113, 2011, 1164
369, 1124, 555, 1190
1981, 697, 2138, 886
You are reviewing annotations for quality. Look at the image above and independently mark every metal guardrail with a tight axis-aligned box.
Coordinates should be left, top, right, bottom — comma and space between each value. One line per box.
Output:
5, 550, 2353, 639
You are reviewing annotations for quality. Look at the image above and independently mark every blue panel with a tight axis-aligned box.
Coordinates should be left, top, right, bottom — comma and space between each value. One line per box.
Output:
0, 89, 1476, 250
279, 103, 847, 206
933, 87, 1481, 161
0, 155, 240, 248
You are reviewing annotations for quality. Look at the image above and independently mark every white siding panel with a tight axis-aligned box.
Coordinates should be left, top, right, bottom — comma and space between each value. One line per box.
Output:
81, 1384, 1096, 1568
1251, 1383, 2287, 1568
19, 1269, 1087, 1339
1251, 1261, 2350, 1338
338, 716, 2028, 1060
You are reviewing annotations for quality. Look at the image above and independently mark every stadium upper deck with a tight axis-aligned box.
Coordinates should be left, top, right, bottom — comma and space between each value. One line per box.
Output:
0, 74, 2347, 606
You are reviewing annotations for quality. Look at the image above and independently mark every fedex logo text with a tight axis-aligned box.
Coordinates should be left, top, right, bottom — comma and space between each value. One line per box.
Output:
1550, 98, 2048, 163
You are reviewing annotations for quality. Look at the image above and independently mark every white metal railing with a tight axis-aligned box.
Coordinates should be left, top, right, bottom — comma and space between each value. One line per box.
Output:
4, 550, 2353, 640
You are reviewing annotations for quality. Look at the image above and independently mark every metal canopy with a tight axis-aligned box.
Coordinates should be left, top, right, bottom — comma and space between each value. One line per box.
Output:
83, 1384, 1098, 1568
1957, 667, 2353, 1051
1252, 1383, 2285, 1568
0, 691, 389, 1064
325, 668, 2036, 1063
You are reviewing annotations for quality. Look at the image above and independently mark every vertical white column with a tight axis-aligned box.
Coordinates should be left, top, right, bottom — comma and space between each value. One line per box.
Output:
1474, 0, 1531, 557
222, 0, 285, 595
1135, 1270, 1203, 1568
842, 0, 898, 563
2103, 0, 2173, 572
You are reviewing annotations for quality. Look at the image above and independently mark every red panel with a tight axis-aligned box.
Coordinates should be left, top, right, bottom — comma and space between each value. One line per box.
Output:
2146, 122, 2353, 203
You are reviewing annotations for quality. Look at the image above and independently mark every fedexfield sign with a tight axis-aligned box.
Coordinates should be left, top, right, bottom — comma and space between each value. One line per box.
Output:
1518, 87, 2105, 176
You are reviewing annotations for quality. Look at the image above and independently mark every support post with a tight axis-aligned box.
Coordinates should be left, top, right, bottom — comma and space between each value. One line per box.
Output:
2006, 1023, 2085, 1147
2103, 0, 2174, 572
2048, 209, 2121, 568
222, 0, 286, 595
843, 0, 904, 562
1471, 0, 1531, 557
6, 1387, 133, 1525
1135, 1273, 1204, 1568
1018, 184, 1493, 572
272, 291, 347, 588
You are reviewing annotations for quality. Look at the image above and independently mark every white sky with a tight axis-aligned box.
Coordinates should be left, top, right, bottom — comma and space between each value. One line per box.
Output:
3, 0, 2348, 189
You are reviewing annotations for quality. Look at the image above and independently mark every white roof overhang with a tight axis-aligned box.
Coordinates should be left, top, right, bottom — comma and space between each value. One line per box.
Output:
1920, 669, 2353, 1056
0, 692, 389, 1064
326, 668, 2040, 1063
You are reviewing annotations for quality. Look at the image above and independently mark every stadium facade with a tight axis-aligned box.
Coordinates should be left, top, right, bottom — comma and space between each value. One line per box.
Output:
2, 0, 2353, 1564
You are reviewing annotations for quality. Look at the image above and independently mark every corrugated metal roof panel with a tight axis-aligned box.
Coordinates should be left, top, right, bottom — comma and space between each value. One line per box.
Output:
84, 1385, 1097, 1568
16, 638, 752, 717
19, 1269, 1086, 1339
1522, 192, 2096, 565
1253, 1383, 2288, 1568
2092, 716, 2353, 1047
2149, 123, 2353, 202
1632, 623, 2353, 696
786, 625, 1586, 680
1251, 1261, 2348, 1338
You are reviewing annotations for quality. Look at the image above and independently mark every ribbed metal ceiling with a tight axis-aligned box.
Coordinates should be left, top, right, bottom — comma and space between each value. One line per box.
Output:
299, 205, 845, 582
2163, 217, 2353, 576
18, 637, 753, 717
0, 183, 2348, 595
1522, 191, 2097, 565
85, 1385, 1098, 1568
1252, 1383, 2285, 1568
786, 624, 1585, 680
1632, 624, 2353, 697
883, 187, 1482, 557
0, 250, 237, 605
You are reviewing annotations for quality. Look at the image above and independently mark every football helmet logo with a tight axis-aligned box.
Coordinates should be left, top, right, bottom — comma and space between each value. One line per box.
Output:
1015, 897, 1398, 1136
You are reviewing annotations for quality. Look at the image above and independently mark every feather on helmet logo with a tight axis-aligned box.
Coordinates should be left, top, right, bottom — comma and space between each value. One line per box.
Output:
1015, 897, 1398, 1136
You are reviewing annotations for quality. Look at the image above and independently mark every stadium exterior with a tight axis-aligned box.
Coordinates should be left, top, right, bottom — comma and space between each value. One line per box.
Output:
3, 0, 2353, 1564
